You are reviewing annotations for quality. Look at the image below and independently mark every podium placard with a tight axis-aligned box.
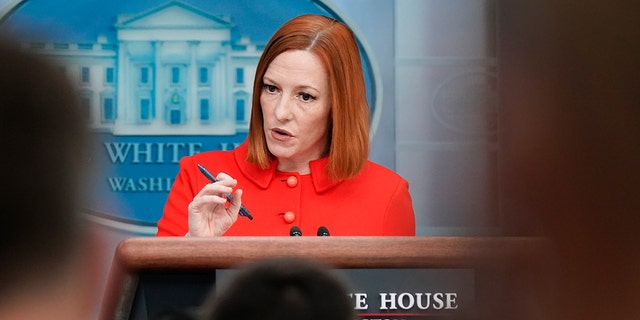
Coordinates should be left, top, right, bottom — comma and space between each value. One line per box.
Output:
101, 237, 550, 320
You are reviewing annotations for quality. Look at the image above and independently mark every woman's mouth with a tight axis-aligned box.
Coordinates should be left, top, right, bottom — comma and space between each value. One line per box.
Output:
271, 128, 293, 141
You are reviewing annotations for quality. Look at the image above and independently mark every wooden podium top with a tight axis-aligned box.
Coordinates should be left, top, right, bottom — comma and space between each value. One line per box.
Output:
115, 236, 550, 270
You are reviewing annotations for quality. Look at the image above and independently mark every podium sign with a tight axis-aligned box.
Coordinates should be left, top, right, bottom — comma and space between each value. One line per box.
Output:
344, 269, 474, 319
216, 268, 475, 319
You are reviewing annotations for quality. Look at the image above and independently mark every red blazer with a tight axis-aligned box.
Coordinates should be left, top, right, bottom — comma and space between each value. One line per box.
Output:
157, 143, 415, 236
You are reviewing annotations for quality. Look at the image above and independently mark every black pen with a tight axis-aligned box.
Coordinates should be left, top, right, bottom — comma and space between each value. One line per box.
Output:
197, 163, 253, 220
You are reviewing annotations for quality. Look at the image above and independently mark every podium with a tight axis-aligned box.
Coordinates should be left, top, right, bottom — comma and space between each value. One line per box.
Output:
100, 236, 550, 320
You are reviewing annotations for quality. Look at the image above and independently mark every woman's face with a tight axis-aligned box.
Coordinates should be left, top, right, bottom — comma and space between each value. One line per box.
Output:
260, 49, 331, 172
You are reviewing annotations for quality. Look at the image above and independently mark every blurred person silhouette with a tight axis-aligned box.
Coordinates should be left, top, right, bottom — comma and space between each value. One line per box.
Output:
201, 257, 355, 320
498, 0, 640, 319
0, 36, 102, 319
157, 14, 415, 237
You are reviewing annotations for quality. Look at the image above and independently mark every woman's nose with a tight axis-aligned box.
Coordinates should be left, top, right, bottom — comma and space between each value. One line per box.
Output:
274, 95, 293, 121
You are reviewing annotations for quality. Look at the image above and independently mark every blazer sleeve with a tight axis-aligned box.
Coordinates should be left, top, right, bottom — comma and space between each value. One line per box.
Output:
382, 178, 416, 236
156, 156, 199, 236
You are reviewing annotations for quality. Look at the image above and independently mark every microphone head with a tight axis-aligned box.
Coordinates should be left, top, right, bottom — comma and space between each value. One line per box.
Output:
317, 226, 330, 236
289, 226, 302, 236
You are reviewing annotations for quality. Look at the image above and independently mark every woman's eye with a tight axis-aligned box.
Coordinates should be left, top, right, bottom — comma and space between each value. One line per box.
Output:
263, 84, 278, 93
299, 92, 315, 102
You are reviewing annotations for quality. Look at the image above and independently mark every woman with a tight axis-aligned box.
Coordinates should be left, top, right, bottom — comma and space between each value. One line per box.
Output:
157, 14, 415, 236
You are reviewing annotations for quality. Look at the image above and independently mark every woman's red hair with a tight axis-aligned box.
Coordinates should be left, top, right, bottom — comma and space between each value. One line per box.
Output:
247, 14, 369, 180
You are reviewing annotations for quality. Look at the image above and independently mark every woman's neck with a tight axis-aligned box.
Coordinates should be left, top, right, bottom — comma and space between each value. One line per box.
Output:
276, 158, 311, 174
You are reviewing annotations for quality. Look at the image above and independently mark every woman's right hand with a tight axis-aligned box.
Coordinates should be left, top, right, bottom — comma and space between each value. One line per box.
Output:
186, 172, 243, 237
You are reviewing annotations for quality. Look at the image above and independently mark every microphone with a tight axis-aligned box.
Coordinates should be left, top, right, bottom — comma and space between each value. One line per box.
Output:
317, 226, 330, 236
289, 226, 302, 236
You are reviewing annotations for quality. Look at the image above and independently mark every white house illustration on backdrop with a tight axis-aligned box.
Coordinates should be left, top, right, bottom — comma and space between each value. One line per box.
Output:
24, 1, 262, 135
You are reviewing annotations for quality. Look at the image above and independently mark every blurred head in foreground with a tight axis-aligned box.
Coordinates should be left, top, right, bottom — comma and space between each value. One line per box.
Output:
202, 257, 355, 320
0, 35, 100, 319
500, 0, 640, 319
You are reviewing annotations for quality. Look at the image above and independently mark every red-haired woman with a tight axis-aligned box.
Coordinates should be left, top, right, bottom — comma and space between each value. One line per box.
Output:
157, 14, 415, 236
